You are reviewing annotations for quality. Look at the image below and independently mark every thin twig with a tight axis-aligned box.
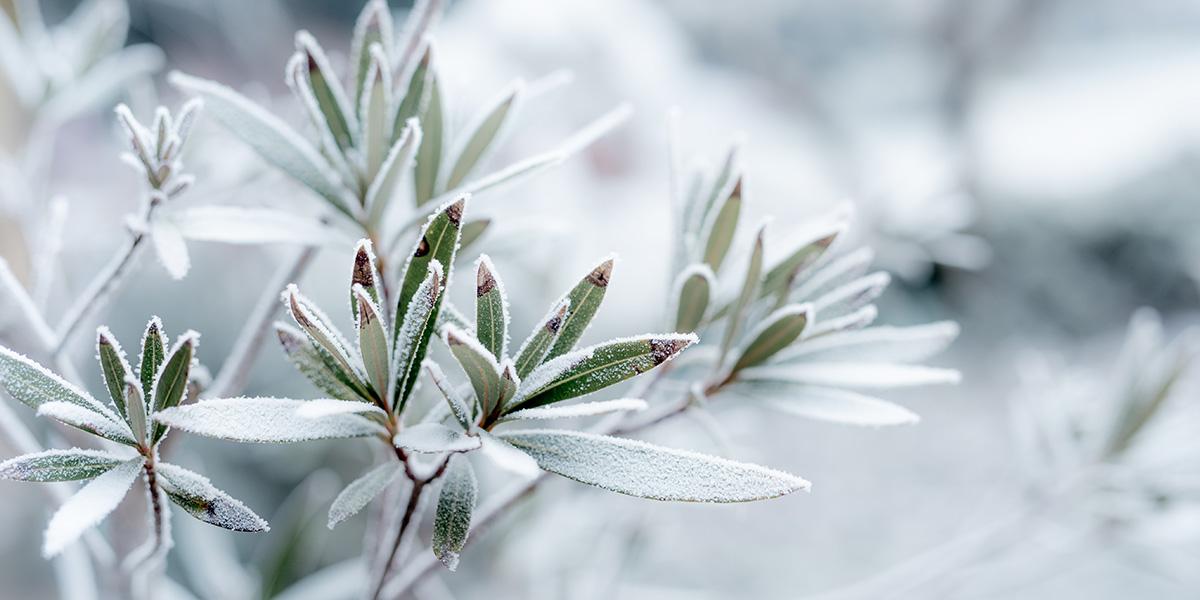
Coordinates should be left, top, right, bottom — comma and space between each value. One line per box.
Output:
52, 227, 147, 357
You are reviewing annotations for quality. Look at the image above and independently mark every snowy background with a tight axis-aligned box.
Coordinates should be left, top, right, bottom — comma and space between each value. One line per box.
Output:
3, 0, 1200, 598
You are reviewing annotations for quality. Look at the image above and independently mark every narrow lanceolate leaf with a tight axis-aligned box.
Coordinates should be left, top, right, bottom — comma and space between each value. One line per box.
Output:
0, 345, 109, 416
349, 239, 381, 323
394, 196, 465, 343
811, 272, 890, 318
155, 398, 385, 443
285, 285, 366, 392
365, 118, 422, 226
701, 176, 742, 272
168, 72, 356, 218
354, 286, 390, 400
413, 72, 444, 206
512, 299, 571, 380
157, 462, 269, 532
541, 256, 614, 363
513, 333, 698, 411
731, 304, 810, 374
391, 263, 443, 410
150, 331, 198, 443
38, 402, 136, 446
673, 264, 715, 332
500, 429, 809, 502
426, 362, 474, 430
138, 317, 167, 400
760, 229, 840, 300
687, 141, 741, 235
500, 398, 647, 423
296, 32, 356, 151
295, 399, 386, 420
498, 360, 520, 413
774, 321, 960, 364
756, 385, 919, 426
96, 327, 132, 418
474, 255, 510, 359
393, 422, 480, 454
444, 325, 503, 417
392, 44, 433, 143
43, 458, 143, 557
360, 45, 393, 179
433, 455, 477, 571
328, 462, 401, 529
0, 449, 125, 482
350, 0, 394, 115
792, 247, 874, 303
124, 377, 148, 446
277, 324, 368, 402
720, 226, 765, 364
444, 82, 524, 190
739, 363, 961, 389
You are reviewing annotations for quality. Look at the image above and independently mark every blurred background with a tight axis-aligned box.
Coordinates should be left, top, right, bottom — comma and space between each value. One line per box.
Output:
2, 0, 1200, 598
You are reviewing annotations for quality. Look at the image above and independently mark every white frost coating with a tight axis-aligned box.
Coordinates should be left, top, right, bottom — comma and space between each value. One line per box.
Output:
0, 345, 113, 417
792, 246, 875, 302
156, 462, 269, 532
43, 458, 143, 557
475, 254, 512, 358
669, 263, 717, 319
764, 387, 919, 426
392, 262, 443, 400
296, 399, 385, 419
443, 323, 502, 376
499, 429, 809, 502
151, 217, 191, 280
284, 285, 365, 381
425, 362, 474, 431
327, 462, 401, 529
393, 423, 480, 454
365, 119, 422, 224
432, 455, 477, 571
810, 272, 891, 316
38, 402, 136, 446
511, 346, 594, 405
806, 305, 878, 339
501, 398, 648, 422
477, 430, 539, 479
0, 448, 127, 482
172, 207, 343, 246
512, 297, 571, 369
775, 321, 960, 364
741, 363, 961, 389
155, 398, 386, 443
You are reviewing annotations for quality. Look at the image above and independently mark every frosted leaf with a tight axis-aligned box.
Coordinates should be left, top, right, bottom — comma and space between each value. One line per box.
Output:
168, 72, 357, 218
443, 324, 503, 416
0, 345, 112, 416
672, 263, 715, 333
0, 448, 127, 482
354, 286, 391, 400
96, 327, 132, 419
432, 455, 477, 571
138, 317, 168, 400
445, 82, 525, 190
294, 31, 358, 151
740, 363, 961, 389
699, 175, 742, 273
474, 255, 511, 360
500, 429, 810, 502
543, 255, 615, 362
477, 430, 539, 479
413, 69, 444, 206
43, 458, 143, 557
760, 223, 843, 298
151, 217, 191, 280
327, 462, 401, 529
810, 272, 891, 319
756, 385, 920, 426
276, 323, 366, 402
350, 0, 395, 112
172, 207, 342, 246
776, 321, 960, 364
425, 362, 474, 431
791, 247, 874, 302
806, 305, 878, 338
393, 423, 480, 454
358, 46, 393, 180
284, 285, 366, 387
155, 397, 385, 443
391, 262, 442, 407
149, 330, 199, 443
124, 376, 148, 446
393, 196, 464, 348
720, 225, 765, 361
512, 297, 571, 380
510, 347, 594, 408
730, 304, 811, 373
296, 398, 385, 420
38, 402, 136, 447
365, 118, 421, 226
500, 398, 648, 422
156, 462, 269, 532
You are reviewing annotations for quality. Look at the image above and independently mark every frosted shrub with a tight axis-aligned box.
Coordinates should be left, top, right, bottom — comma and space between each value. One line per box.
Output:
0, 0, 960, 598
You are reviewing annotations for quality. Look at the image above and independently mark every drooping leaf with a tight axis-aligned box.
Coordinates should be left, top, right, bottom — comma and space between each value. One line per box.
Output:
444, 82, 523, 190
700, 176, 742, 273
426, 362, 474, 430
0, 449, 126, 482
169, 72, 357, 219
150, 331, 198, 443
354, 286, 390, 400
474, 255, 510, 360
295, 31, 356, 151
511, 333, 697, 411
43, 457, 142, 557
413, 72, 444, 206
327, 462, 400, 529
155, 398, 385, 443
391, 262, 443, 410
37, 402, 136, 446
730, 304, 810, 374
157, 462, 269, 532
276, 324, 368, 402
672, 264, 715, 332
443, 325, 503, 417
138, 317, 167, 400
500, 398, 647, 423
96, 327, 131, 418
393, 422, 480, 454
719, 225, 765, 363
500, 429, 808, 502
0, 345, 111, 416
512, 298, 571, 380
540, 256, 613, 363
432, 454, 476, 571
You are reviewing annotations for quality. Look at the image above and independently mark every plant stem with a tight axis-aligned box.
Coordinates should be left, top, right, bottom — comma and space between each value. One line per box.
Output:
370, 478, 425, 600
142, 457, 166, 559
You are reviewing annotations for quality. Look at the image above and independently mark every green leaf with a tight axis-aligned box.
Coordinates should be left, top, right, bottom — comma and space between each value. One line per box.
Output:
672, 264, 715, 332
497, 360, 519, 418
685, 141, 740, 235
444, 325, 503, 418
425, 361, 475, 431
37, 402, 137, 446
392, 44, 433, 144
123, 376, 147, 445
359, 45, 392, 181
349, 239, 381, 324
512, 298, 570, 380
350, 0, 394, 117
365, 118, 422, 227
169, 72, 357, 220
328, 462, 400, 529
157, 462, 269, 532
433, 455, 477, 571
295, 32, 356, 152
391, 262, 444, 411
730, 304, 810, 373
150, 331, 198, 444
474, 255, 509, 360
760, 229, 840, 301
541, 256, 614, 363
413, 71, 444, 206
393, 196, 465, 342
0, 345, 111, 417
701, 175, 742, 272
138, 317, 167, 400
512, 333, 697, 411
285, 285, 368, 397
444, 82, 523, 191
96, 327, 131, 419
720, 225, 765, 365
354, 286, 390, 401
500, 429, 808, 502
0, 449, 125, 482
276, 324, 368, 402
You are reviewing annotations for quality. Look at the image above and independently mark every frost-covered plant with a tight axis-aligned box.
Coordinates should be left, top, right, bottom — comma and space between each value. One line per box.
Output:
0, 318, 266, 568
